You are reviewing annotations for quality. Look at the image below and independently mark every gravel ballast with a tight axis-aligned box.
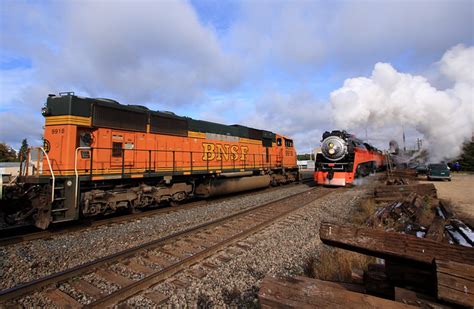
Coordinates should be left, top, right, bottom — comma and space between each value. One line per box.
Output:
0, 184, 312, 290
127, 186, 368, 307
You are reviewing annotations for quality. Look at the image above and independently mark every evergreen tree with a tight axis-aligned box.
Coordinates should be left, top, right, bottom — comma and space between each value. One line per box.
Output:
19, 138, 29, 161
297, 154, 312, 160
458, 142, 474, 171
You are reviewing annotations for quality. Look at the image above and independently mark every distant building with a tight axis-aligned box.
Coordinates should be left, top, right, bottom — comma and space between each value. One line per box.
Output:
297, 160, 315, 170
0, 162, 35, 181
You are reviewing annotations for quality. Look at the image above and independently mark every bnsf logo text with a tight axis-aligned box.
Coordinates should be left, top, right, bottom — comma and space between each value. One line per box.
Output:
202, 143, 249, 161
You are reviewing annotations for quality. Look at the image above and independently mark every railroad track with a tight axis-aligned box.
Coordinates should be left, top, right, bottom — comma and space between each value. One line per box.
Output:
0, 179, 314, 246
0, 186, 331, 308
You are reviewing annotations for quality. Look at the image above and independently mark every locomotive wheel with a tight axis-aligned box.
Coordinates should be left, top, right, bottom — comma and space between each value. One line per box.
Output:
4, 212, 18, 226
170, 200, 181, 207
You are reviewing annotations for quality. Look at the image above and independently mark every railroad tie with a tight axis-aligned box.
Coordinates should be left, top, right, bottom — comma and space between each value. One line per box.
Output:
125, 260, 155, 275
187, 267, 208, 279
45, 289, 81, 308
202, 261, 219, 269
69, 279, 104, 299
145, 291, 169, 306
96, 269, 135, 287
169, 278, 191, 289
142, 254, 174, 268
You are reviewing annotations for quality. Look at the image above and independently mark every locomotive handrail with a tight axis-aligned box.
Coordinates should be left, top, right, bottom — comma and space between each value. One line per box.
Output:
68, 146, 293, 177
39, 147, 55, 202
75, 147, 91, 209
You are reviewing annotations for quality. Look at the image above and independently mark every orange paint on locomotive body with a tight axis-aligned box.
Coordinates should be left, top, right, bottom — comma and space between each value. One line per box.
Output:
42, 121, 296, 177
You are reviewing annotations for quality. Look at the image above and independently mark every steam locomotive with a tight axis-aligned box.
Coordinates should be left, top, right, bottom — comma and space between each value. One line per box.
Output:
1, 93, 298, 229
314, 130, 386, 186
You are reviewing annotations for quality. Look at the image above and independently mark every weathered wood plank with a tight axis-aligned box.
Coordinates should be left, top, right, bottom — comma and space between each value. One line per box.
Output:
258, 276, 416, 308
425, 216, 446, 242
394, 287, 451, 309
364, 265, 394, 298
319, 223, 474, 265
385, 260, 435, 294
374, 184, 436, 197
436, 259, 474, 307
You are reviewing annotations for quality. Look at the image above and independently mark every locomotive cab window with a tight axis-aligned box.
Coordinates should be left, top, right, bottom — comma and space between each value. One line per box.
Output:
284, 139, 293, 148
112, 142, 122, 157
277, 138, 282, 146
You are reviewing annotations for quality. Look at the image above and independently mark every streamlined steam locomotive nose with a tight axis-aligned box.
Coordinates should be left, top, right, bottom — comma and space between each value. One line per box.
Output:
321, 136, 347, 161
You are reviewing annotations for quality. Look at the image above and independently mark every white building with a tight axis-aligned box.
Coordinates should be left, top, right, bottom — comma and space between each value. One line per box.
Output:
297, 160, 315, 170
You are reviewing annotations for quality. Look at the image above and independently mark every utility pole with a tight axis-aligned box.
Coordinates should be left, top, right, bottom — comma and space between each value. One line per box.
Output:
402, 127, 406, 153
416, 138, 423, 151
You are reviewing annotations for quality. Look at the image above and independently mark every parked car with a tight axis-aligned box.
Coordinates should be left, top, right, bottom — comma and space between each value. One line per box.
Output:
427, 163, 451, 181
415, 164, 428, 176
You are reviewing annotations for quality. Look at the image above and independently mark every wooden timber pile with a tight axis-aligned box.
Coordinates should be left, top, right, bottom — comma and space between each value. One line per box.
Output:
385, 177, 411, 185
259, 176, 473, 308
389, 168, 419, 181
319, 223, 474, 308
374, 183, 437, 203
259, 224, 474, 308
368, 195, 473, 246
370, 182, 473, 247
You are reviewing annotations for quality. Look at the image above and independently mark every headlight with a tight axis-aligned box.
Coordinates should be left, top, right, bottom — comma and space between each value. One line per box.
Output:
41, 107, 50, 116
321, 136, 347, 161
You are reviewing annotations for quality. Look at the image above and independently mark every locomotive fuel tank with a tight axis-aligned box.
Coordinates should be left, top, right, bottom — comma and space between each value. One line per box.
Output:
195, 175, 271, 197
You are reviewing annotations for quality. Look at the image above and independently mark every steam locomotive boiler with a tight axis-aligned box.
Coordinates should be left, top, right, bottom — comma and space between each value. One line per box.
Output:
314, 130, 386, 186
1, 93, 299, 229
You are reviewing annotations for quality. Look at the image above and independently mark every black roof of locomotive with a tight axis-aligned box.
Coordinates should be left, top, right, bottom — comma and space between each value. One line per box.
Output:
322, 130, 381, 153
45, 93, 277, 142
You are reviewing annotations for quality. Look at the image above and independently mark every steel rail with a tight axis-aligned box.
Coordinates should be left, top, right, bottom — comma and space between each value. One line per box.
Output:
0, 186, 325, 304
0, 180, 313, 246
87, 189, 333, 308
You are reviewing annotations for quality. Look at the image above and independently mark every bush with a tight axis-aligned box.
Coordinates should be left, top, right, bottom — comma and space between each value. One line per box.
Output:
459, 142, 474, 171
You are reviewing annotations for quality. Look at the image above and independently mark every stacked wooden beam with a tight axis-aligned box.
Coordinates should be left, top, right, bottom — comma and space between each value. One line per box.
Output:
319, 223, 474, 308
369, 189, 473, 247
389, 168, 419, 181
258, 174, 473, 307
374, 183, 437, 203
368, 191, 438, 235
259, 276, 417, 308
259, 223, 473, 307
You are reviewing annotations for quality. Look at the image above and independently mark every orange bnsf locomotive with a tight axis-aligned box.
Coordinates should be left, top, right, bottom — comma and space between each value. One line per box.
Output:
1, 93, 298, 229
314, 130, 385, 186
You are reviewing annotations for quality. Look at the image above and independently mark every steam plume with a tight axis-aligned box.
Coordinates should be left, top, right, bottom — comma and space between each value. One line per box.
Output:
330, 44, 473, 162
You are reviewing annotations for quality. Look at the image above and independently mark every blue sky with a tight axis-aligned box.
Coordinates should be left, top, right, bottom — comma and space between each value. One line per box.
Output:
0, 0, 473, 153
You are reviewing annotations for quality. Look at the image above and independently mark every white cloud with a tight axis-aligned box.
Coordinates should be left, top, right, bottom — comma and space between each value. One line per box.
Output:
242, 90, 332, 151
228, 0, 473, 73
330, 44, 474, 161
0, 0, 242, 147
1, 0, 473, 153
41, 0, 242, 104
